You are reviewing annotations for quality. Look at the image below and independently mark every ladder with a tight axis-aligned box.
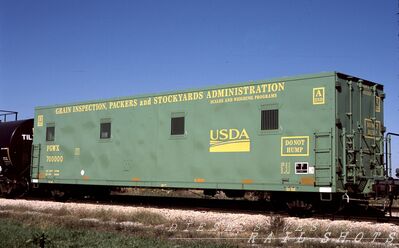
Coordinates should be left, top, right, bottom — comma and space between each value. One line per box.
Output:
314, 132, 333, 186
30, 144, 41, 181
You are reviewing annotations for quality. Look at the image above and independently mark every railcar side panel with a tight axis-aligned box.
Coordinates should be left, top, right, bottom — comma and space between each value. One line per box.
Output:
31, 73, 346, 193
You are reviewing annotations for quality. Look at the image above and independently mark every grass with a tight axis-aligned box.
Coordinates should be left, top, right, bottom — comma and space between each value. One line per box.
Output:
0, 205, 236, 248
0, 217, 235, 248
1, 204, 168, 225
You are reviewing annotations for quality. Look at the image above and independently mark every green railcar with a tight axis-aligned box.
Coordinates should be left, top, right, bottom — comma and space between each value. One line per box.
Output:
30, 72, 384, 200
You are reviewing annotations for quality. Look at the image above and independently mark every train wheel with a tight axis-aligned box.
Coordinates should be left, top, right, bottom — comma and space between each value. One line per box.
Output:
0, 181, 13, 198
286, 199, 313, 217
0, 178, 29, 198
14, 177, 30, 198
51, 189, 69, 202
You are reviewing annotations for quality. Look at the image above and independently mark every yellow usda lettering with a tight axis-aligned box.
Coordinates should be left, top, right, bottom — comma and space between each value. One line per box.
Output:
72, 103, 107, 113
286, 146, 304, 153
46, 155, 64, 163
209, 128, 250, 152
139, 98, 151, 106
74, 147, 80, 156
313, 87, 325, 105
109, 99, 138, 109
205, 82, 285, 99
233, 95, 254, 102
153, 91, 203, 105
364, 119, 381, 139
375, 96, 381, 112
210, 128, 249, 141
55, 106, 72, 114
285, 186, 296, 192
209, 98, 224, 104
281, 136, 309, 156
284, 139, 305, 146
46, 145, 60, 152
37, 115, 44, 127
280, 162, 290, 174
254, 93, 277, 100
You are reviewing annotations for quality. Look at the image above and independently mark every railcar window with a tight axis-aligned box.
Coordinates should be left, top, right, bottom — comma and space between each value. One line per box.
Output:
171, 117, 185, 135
46, 126, 55, 142
100, 122, 111, 139
261, 109, 278, 130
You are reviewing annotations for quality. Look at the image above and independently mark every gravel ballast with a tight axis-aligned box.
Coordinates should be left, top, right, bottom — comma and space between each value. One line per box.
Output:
1, 198, 398, 246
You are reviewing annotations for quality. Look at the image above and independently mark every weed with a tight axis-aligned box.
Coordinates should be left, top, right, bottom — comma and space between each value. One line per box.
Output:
26, 232, 51, 248
268, 214, 286, 233
124, 210, 167, 225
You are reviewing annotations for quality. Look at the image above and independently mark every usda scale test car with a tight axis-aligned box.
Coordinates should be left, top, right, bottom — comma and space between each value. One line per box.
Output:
7, 71, 396, 213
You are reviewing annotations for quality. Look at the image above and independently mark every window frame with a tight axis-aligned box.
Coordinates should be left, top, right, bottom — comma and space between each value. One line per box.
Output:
170, 112, 186, 138
259, 104, 280, 134
46, 123, 55, 142
99, 119, 112, 140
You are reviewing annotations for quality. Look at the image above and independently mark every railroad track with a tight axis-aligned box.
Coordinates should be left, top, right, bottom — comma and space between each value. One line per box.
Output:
17, 194, 399, 225
314, 212, 399, 225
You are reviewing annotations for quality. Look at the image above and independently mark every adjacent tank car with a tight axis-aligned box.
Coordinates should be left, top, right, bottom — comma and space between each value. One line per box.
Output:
0, 112, 33, 197
26, 72, 398, 212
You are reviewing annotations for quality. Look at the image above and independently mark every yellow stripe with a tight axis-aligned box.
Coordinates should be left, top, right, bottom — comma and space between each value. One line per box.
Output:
209, 141, 250, 152
209, 139, 250, 147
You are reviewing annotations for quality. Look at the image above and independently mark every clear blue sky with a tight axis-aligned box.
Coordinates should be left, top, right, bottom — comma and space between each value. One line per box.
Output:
1, 1, 398, 171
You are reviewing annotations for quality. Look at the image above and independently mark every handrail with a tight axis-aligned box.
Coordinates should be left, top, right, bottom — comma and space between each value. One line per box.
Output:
0, 110, 18, 122
385, 132, 399, 177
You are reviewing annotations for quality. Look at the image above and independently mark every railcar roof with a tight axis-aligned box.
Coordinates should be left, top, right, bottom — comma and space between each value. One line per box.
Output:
35, 71, 382, 110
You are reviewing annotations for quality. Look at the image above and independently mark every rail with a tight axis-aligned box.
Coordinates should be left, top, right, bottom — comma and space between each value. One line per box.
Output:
16, 194, 399, 225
